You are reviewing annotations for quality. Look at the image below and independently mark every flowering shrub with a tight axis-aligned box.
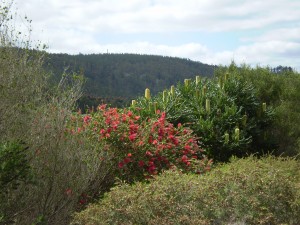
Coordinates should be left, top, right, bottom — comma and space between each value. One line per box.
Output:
68, 105, 212, 182
132, 74, 275, 162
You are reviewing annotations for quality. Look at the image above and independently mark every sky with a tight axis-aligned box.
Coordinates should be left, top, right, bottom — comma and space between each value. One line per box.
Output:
11, 0, 300, 71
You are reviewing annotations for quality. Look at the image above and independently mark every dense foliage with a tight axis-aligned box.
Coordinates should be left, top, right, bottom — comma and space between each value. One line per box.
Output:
215, 63, 300, 157
72, 156, 300, 225
132, 73, 275, 162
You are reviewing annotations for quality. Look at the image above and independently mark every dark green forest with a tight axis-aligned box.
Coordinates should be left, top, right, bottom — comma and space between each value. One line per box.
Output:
45, 53, 217, 107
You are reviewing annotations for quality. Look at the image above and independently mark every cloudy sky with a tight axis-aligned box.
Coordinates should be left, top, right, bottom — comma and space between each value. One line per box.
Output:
12, 0, 300, 70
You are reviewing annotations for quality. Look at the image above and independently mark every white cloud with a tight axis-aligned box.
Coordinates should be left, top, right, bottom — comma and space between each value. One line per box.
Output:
9, 0, 300, 71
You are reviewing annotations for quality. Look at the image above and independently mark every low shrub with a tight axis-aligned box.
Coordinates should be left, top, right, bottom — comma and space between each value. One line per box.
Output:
72, 156, 300, 225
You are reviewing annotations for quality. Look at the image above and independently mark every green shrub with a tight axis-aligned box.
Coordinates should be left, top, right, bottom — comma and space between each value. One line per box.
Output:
0, 141, 32, 223
215, 62, 300, 157
72, 156, 300, 225
132, 72, 275, 162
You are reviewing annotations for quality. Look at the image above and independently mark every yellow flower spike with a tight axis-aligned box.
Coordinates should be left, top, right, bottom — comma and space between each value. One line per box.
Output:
235, 128, 240, 141
131, 100, 136, 106
184, 79, 191, 87
170, 85, 175, 96
205, 99, 210, 114
153, 102, 158, 113
196, 75, 201, 85
218, 77, 224, 89
163, 90, 168, 102
145, 88, 151, 100
262, 102, 267, 112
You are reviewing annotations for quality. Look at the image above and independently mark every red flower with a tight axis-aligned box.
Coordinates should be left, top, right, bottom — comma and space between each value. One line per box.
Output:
118, 162, 124, 168
98, 104, 107, 111
83, 115, 91, 123
127, 153, 132, 157
184, 145, 191, 151
138, 160, 145, 167
129, 133, 137, 141
146, 151, 153, 156
100, 129, 106, 134
124, 157, 131, 164
181, 155, 188, 163
152, 140, 158, 145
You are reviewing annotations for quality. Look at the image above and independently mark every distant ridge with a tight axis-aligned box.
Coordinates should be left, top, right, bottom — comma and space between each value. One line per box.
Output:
45, 53, 217, 107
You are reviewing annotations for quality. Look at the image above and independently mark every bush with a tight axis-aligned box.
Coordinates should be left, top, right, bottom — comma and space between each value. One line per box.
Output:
216, 62, 300, 157
0, 2, 111, 224
72, 156, 300, 225
68, 105, 212, 183
132, 72, 275, 162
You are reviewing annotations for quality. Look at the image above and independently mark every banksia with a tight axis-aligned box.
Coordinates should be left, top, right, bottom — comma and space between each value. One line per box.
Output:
235, 127, 240, 141
206, 99, 210, 114
145, 88, 151, 100
184, 79, 191, 87
262, 102, 267, 112
153, 102, 158, 113
163, 90, 168, 102
224, 132, 229, 144
196, 75, 201, 85
170, 85, 175, 96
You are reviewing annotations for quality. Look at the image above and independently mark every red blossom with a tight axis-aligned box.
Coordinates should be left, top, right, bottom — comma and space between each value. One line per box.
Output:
129, 133, 137, 141
146, 151, 153, 156
118, 162, 124, 168
152, 140, 158, 145
181, 155, 188, 163
123, 157, 131, 164
98, 104, 107, 111
83, 115, 91, 123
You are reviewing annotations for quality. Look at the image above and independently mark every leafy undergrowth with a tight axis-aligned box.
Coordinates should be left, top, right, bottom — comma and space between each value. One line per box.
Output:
72, 156, 300, 225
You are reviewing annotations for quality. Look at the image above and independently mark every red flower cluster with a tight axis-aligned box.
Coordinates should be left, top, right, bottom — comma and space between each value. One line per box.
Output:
68, 104, 211, 182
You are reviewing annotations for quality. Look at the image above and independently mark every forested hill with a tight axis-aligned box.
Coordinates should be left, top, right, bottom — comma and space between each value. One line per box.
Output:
45, 53, 217, 107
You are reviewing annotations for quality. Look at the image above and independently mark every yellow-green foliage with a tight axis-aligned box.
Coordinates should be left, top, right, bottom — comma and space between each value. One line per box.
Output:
72, 156, 300, 225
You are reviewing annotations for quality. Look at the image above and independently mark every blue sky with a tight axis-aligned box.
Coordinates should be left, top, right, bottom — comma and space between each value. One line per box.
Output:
12, 0, 300, 71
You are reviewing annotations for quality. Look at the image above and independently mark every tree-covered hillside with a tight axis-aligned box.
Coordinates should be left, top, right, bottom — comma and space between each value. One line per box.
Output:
45, 53, 217, 107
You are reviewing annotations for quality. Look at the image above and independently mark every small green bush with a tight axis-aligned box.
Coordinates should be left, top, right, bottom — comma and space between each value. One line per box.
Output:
72, 156, 300, 225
